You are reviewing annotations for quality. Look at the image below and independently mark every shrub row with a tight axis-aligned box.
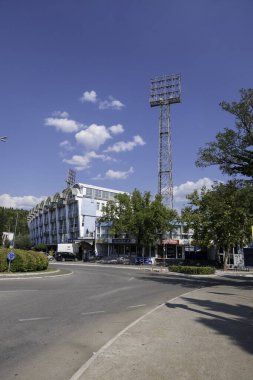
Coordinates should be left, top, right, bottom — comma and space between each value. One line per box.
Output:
168, 265, 216, 275
0, 248, 48, 272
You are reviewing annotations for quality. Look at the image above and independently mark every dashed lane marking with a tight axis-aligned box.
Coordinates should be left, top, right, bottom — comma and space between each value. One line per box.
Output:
127, 304, 146, 309
18, 317, 51, 322
81, 311, 106, 316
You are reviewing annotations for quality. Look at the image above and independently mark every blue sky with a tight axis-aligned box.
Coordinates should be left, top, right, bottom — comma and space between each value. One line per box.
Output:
0, 0, 252, 211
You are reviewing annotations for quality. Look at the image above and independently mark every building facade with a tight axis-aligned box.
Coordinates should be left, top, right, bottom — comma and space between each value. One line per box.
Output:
27, 183, 127, 253
95, 220, 195, 263
28, 183, 197, 262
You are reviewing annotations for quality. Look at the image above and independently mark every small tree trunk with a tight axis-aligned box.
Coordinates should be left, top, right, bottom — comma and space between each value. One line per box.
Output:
223, 250, 229, 271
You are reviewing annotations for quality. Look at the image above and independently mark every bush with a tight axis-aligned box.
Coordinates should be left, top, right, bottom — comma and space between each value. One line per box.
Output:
168, 265, 215, 275
0, 248, 8, 272
0, 248, 48, 272
33, 243, 47, 252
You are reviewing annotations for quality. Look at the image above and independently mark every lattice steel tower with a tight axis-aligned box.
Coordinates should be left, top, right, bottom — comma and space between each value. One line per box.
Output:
149, 74, 181, 209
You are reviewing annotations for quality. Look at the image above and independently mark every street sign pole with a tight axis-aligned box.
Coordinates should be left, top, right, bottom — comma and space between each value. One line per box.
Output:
7, 251, 16, 272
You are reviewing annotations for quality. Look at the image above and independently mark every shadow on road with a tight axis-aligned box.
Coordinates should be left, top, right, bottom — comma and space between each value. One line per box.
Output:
165, 280, 253, 355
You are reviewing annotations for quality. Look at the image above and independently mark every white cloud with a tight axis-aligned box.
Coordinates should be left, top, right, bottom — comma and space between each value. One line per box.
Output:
0, 194, 46, 210
109, 124, 124, 134
63, 151, 114, 171
105, 135, 145, 153
52, 111, 69, 118
80, 90, 97, 103
80, 90, 124, 110
75, 124, 111, 150
59, 140, 74, 151
45, 117, 81, 133
105, 167, 134, 180
99, 96, 125, 110
173, 177, 215, 203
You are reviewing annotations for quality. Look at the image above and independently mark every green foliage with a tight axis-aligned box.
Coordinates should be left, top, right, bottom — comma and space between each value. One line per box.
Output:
14, 234, 32, 250
100, 189, 178, 250
33, 243, 47, 252
0, 248, 48, 272
196, 88, 253, 178
0, 249, 8, 271
169, 265, 215, 275
181, 180, 253, 266
4, 238, 10, 248
0, 207, 29, 244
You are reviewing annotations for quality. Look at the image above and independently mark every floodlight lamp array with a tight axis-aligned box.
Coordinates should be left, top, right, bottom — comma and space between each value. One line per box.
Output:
149, 73, 181, 107
66, 169, 76, 187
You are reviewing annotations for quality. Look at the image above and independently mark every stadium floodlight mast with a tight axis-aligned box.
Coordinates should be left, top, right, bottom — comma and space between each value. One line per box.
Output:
66, 168, 76, 188
149, 73, 181, 209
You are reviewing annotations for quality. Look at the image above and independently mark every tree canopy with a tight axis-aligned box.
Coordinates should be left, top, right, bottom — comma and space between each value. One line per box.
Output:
99, 189, 178, 252
0, 207, 29, 244
196, 88, 253, 178
181, 180, 253, 267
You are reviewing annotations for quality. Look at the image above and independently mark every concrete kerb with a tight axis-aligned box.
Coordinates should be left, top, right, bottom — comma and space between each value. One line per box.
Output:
71, 262, 253, 278
0, 268, 73, 280
2, 262, 251, 280
76, 282, 253, 380
69, 287, 203, 380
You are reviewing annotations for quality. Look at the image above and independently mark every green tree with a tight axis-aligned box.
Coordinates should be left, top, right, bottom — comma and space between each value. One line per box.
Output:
14, 234, 32, 250
33, 243, 47, 252
196, 89, 253, 178
100, 189, 178, 255
0, 207, 29, 243
181, 181, 253, 268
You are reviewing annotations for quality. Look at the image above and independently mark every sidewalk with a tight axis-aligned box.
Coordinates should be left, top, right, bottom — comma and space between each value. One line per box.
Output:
72, 280, 253, 380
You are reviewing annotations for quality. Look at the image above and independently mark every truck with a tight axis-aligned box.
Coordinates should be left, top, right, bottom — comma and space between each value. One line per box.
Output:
57, 243, 79, 254
56, 243, 80, 262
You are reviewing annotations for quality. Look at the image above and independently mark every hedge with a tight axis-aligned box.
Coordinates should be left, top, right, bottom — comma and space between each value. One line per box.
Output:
0, 248, 48, 272
168, 265, 216, 275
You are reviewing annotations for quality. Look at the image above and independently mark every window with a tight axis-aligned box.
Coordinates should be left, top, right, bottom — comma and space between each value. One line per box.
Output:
102, 191, 109, 199
86, 187, 92, 197
95, 189, 102, 198
97, 202, 100, 210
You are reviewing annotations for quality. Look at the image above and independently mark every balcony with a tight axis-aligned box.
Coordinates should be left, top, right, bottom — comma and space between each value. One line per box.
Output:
58, 228, 67, 234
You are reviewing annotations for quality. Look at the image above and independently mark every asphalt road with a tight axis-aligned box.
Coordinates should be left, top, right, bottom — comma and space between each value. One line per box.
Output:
0, 263, 210, 380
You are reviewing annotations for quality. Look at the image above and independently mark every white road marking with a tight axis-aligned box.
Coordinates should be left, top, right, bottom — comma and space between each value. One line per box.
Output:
18, 317, 51, 322
81, 311, 106, 316
127, 304, 146, 309
88, 286, 133, 300
128, 277, 135, 281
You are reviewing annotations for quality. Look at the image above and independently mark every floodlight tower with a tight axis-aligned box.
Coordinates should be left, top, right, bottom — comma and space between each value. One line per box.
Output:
66, 169, 76, 188
149, 74, 181, 209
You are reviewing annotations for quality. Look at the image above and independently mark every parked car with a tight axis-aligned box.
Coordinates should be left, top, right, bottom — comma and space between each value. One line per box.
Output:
55, 252, 78, 262
47, 254, 55, 262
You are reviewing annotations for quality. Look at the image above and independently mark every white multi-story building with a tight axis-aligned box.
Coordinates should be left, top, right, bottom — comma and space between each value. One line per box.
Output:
27, 183, 127, 252
28, 183, 198, 262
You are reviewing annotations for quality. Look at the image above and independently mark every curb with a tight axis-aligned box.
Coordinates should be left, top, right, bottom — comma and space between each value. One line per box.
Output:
0, 268, 73, 280
69, 287, 203, 380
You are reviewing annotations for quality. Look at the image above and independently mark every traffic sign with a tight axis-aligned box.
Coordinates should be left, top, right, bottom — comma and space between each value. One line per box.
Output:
7, 251, 16, 262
